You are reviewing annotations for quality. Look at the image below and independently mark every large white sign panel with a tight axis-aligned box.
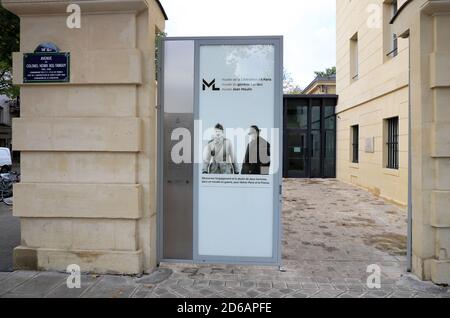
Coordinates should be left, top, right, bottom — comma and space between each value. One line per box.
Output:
197, 44, 279, 259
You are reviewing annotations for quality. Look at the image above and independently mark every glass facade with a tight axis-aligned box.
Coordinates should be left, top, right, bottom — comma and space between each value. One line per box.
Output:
283, 96, 337, 178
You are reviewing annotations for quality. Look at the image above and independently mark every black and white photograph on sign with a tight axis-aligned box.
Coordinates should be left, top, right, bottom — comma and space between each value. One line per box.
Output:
202, 123, 239, 175
241, 125, 271, 175
202, 124, 271, 176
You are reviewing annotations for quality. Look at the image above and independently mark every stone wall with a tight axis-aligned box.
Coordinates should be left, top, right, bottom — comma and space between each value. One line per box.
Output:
2, 0, 165, 274
336, 0, 409, 206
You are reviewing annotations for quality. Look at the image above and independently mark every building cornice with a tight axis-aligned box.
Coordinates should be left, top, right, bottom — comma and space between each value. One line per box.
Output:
421, 0, 450, 14
1, 0, 167, 18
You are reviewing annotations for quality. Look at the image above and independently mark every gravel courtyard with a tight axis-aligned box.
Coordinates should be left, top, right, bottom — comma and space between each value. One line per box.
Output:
0, 179, 448, 298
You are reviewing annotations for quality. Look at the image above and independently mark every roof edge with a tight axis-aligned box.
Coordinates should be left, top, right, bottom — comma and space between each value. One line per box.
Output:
302, 75, 336, 94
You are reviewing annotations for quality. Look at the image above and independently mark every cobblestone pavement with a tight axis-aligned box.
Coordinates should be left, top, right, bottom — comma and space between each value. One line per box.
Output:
0, 179, 449, 298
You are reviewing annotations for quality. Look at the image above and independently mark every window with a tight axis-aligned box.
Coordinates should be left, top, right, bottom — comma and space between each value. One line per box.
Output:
391, 34, 398, 57
386, 117, 399, 169
350, 33, 359, 81
384, 0, 399, 59
351, 125, 359, 163
286, 99, 308, 129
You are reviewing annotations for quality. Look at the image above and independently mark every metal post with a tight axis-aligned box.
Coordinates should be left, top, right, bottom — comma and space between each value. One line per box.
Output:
407, 36, 413, 272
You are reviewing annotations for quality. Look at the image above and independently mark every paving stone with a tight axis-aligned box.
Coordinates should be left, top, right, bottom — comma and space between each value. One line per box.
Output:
225, 281, 240, 288
264, 290, 285, 298
218, 290, 241, 298
413, 292, 438, 298
159, 292, 178, 298
209, 280, 225, 287
9, 272, 65, 297
81, 276, 137, 298
178, 279, 195, 286
159, 278, 179, 288
301, 282, 319, 289
287, 290, 319, 298
310, 290, 343, 298
246, 289, 261, 298
313, 277, 331, 283
361, 290, 391, 298
257, 281, 272, 288
170, 286, 199, 298
135, 268, 172, 285
153, 287, 169, 296
346, 283, 367, 292
318, 283, 335, 289
199, 288, 215, 297
45, 274, 99, 298
255, 287, 272, 294
297, 277, 314, 283
286, 282, 301, 289
0, 272, 11, 282
388, 291, 415, 298
194, 280, 210, 287
241, 281, 256, 288
271, 281, 287, 289
0, 271, 38, 295
338, 291, 366, 298
127, 285, 152, 298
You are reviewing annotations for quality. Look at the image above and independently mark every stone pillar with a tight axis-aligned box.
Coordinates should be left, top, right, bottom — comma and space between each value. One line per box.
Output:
393, 0, 450, 284
2, 0, 165, 274
426, 2, 450, 285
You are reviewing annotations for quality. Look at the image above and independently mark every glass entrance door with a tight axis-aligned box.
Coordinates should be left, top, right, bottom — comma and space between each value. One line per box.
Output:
286, 131, 308, 178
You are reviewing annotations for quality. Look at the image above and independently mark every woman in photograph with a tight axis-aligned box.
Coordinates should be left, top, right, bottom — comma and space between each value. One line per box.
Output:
202, 123, 239, 175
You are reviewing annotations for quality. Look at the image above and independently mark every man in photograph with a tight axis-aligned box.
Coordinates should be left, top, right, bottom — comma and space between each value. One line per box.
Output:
202, 123, 239, 174
241, 125, 271, 175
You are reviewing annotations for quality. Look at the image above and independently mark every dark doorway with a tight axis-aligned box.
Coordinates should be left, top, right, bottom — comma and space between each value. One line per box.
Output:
283, 95, 337, 178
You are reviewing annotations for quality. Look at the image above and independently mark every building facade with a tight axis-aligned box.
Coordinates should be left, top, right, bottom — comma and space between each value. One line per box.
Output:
336, 0, 409, 207
302, 76, 336, 95
337, 0, 450, 284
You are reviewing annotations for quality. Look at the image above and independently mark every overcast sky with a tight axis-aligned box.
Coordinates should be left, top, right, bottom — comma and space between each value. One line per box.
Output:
159, 0, 336, 88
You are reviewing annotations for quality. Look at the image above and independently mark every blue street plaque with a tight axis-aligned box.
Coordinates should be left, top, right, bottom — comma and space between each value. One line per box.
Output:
23, 52, 70, 83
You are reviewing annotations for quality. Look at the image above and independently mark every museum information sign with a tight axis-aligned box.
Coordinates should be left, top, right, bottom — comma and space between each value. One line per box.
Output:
195, 39, 282, 264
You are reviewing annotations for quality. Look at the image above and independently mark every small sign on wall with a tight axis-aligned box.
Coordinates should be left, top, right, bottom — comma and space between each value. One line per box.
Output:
23, 42, 70, 83
365, 137, 375, 153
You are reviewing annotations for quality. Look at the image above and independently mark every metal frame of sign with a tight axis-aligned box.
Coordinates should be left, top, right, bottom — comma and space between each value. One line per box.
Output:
23, 52, 70, 83
157, 36, 283, 266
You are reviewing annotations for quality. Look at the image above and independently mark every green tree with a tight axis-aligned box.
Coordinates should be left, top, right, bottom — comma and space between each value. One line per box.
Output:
314, 66, 336, 78
0, 4, 20, 99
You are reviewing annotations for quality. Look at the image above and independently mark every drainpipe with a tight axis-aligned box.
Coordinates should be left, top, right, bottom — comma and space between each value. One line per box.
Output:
407, 34, 412, 273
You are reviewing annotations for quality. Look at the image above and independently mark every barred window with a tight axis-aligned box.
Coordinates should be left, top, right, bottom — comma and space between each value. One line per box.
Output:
351, 125, 359, 164
386, 117, 399, 169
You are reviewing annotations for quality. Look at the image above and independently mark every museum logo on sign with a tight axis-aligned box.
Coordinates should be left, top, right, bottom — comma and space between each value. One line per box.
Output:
202, 79, 220, 91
